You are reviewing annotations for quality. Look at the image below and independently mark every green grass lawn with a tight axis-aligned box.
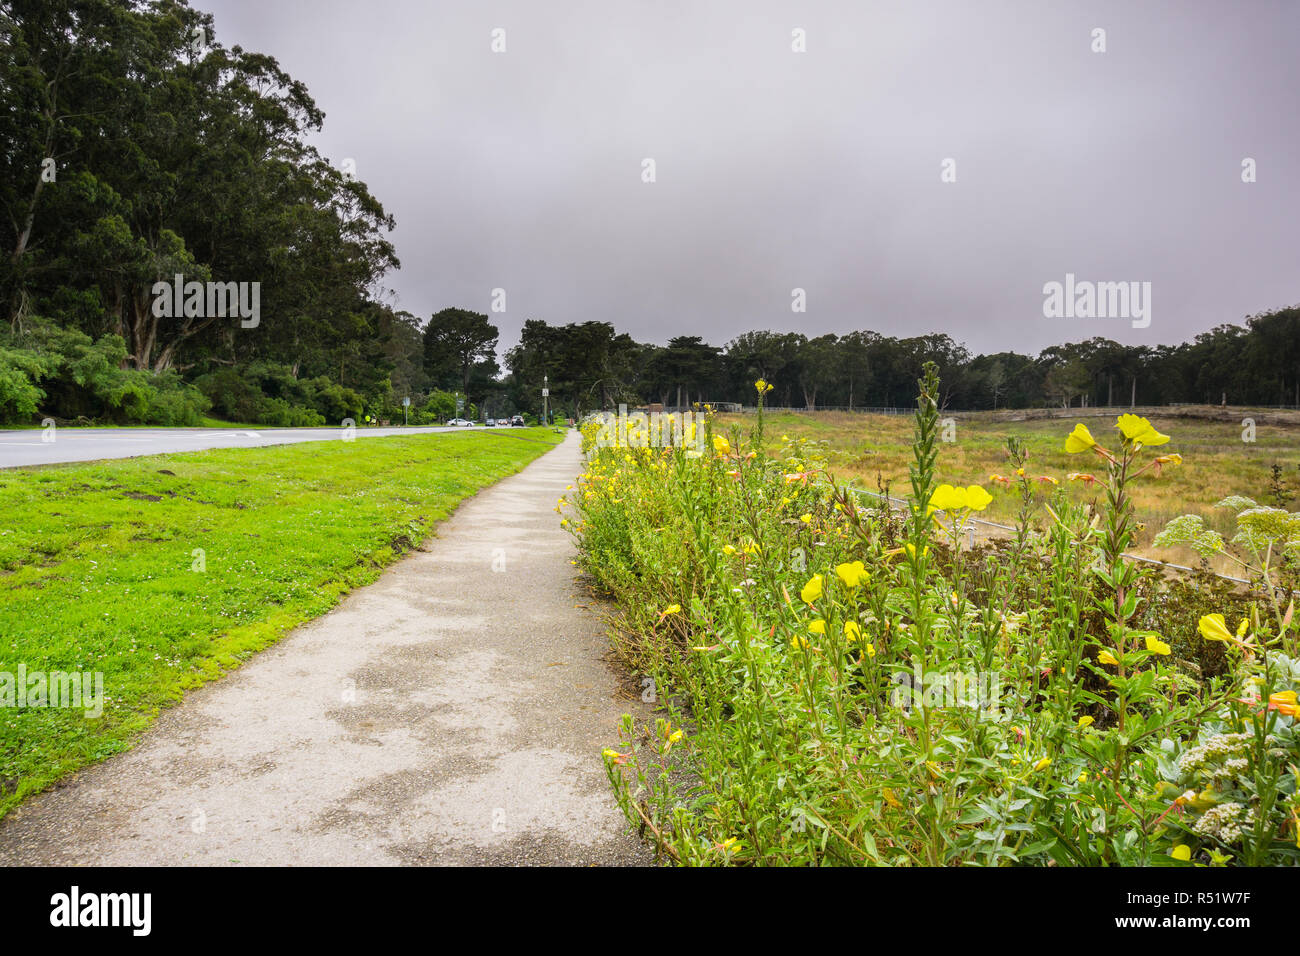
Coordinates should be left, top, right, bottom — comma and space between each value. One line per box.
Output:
0, 428, 562, 818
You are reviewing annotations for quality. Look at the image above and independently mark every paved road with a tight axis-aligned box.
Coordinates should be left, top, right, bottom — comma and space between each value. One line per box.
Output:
0, 431, 652, 865
0, 424, 496, 469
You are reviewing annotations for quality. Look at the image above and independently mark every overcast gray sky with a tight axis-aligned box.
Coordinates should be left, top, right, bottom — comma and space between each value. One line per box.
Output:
200, 0, 1299, 358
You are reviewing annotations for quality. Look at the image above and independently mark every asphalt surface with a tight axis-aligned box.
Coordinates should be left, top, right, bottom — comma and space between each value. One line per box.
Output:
0, 424, 495, 469
0, 430, 653, 866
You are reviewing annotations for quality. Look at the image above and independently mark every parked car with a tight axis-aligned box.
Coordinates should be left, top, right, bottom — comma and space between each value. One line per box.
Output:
445, 417, 474, 427
510, 415, 525, 427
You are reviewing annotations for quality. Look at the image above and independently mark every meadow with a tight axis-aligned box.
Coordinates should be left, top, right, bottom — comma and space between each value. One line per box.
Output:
0, 428, 561, 818
719, 407, 1300, 574
575, 376, 1300, 866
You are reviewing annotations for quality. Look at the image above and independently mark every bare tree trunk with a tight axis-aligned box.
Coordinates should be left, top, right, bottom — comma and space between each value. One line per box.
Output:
1131, 377, 1136, 407
12, 111, 55, 269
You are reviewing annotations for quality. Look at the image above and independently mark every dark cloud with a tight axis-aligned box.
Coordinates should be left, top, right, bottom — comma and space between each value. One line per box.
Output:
200, 0, 1300, 359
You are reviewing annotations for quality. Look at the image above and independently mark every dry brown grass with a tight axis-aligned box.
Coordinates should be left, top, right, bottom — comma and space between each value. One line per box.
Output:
717, 407, 1300, 573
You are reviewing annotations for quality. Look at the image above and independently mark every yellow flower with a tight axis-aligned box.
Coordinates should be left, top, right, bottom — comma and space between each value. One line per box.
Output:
835, 560, 868, 588
1198, 613, 1235, 644
1116, 413, 1170, 447
722, 544, 736, 555
964, 484, 993, 511
712, 435, 731, 454
800, 513, 812, 524
1098, 650, 1119, 666
883, 788, 903, 808
808, 619, 827, 635
754, 379, 774, 394
1171, 845, 1192, 862
864, 642, 876, 657
929, 484, 967, 512
1237, 618, 1250, 639
903, 543, 930, 560
1145, 634, 1171, 656
1033, 757, 1052, 772
1077, 715, 1095, 729
790, 634, 810, 650
1064, 423, 1097, 453
928, 482, 992, 514
843, 620, 862, 643
800, 574, 823, 604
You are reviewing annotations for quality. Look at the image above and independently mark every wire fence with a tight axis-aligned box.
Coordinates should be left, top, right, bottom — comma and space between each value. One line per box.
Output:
732, 405, 913, 415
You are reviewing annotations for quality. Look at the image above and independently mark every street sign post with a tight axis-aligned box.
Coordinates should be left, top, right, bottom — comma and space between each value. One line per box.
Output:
402, 396, 410, 425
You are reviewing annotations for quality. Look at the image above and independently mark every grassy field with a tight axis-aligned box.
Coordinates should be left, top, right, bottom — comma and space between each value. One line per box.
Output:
718, 407, 1300, 571
0, 428, 562, 818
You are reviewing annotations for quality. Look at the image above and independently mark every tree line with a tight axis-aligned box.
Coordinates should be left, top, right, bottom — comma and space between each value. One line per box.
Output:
494, 307, 1300, 421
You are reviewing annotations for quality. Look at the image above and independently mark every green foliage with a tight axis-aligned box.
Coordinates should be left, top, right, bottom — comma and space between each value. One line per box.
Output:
1, 0, 402, 421
0, 345, 52, 422
575, 376, 1300, 866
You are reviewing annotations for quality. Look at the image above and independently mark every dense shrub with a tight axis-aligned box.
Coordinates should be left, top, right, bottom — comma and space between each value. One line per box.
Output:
194, 366, 346, 426
0, 346, 52, 424
0, 320, 208, 426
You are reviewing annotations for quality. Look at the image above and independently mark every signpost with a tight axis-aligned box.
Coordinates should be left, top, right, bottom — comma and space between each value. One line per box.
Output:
542, 376, 549, 426
402, 396, 410, 426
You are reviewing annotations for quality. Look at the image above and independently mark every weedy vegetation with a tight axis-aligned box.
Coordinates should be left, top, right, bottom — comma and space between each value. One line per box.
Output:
571, 367, 1300, 866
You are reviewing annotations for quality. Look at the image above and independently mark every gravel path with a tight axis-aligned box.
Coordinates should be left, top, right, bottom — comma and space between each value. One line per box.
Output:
0, 430, 652, 866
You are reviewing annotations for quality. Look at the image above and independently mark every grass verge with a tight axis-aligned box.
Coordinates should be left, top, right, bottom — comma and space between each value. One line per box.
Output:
0, 427, 562, 818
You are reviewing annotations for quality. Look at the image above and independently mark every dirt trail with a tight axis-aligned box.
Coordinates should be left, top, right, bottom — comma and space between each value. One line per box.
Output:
0, 430, 651, 866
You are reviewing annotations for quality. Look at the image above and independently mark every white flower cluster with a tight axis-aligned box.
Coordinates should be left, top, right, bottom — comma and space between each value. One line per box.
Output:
1152, 514, 1225, 558
1191, 802, 1254, 844
1177, 733, 1253, 774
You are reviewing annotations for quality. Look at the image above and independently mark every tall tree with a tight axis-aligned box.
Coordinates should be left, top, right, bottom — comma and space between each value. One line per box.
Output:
424, 307, 498, 400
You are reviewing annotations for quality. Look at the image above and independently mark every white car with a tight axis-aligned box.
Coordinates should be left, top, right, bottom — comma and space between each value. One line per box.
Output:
445, 418, 474, 427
